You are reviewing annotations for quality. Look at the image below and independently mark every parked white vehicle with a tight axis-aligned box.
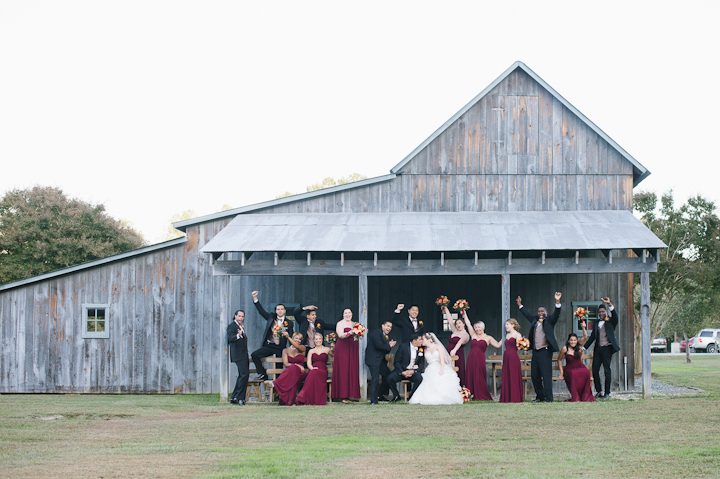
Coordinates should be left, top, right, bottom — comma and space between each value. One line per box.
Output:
688, 329, 720, 353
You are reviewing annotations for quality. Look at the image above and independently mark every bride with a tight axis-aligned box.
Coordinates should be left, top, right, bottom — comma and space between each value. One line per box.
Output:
409, 333, 463, 405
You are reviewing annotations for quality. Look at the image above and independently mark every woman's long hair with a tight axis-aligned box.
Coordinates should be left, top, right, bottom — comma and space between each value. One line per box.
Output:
566, 333, 582, 359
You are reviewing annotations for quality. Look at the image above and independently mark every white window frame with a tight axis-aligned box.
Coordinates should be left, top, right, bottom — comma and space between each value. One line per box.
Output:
82, 303, 110, 339
571, 301, 604, 337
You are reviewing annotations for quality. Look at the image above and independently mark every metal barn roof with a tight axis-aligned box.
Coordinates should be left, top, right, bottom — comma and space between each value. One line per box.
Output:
200, 211, 665, 254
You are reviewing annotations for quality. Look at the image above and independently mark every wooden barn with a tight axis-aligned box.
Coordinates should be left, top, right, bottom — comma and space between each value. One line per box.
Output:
0, 62, 663, 400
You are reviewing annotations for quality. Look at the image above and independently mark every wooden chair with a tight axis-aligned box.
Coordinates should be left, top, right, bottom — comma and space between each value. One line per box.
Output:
487, 355, 502, 395
246, 365, 264, 402
263, 356, 286, 402
326, 355, 334, 401
518, 354, 533, 398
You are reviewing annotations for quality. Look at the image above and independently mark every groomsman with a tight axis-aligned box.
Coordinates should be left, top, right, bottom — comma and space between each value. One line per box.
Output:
250, 290, 295, 380
517, 292, 562, 403
391, 304, 425, 344
386, 333, 425, 402
292, 304, 327, 351
365, 320, 397, 404
583, 297, 621, 399
227, 310, 249, 405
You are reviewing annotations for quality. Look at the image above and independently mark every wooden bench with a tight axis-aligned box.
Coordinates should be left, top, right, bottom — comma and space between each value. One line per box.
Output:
246, 355, 285, 402
263, 356, 287, 402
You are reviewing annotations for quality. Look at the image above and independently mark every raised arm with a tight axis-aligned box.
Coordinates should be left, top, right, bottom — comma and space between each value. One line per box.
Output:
602, 298, 619, 327
285, 332, 306, 353
485, 335, 502, 349
391, 304, 405, 327
252, 291, 270, 320
444, 306, 458, 333
516, 296, 534, 323
557, 346, 567, 380
462, 310, 477, 340
548, 292, 562, 325
578, 321, 588, 346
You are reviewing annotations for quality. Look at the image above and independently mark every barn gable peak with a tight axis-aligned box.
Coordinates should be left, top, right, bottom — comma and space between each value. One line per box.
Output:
390, 61, 649, 186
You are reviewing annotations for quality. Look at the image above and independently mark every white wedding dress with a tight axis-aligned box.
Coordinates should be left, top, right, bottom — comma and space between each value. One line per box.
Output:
408, 349, 463, 405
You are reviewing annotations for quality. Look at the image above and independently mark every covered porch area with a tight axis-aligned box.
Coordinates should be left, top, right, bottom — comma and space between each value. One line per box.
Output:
202, 211, 663, 401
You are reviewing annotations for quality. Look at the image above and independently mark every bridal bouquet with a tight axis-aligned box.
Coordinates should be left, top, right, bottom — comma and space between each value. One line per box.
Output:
325, 332, 338, 344
460, 387, 473, 403
351, 323, 366, 341
573, 307, 588, 320
435, 295, 449, 306
516, 337, 530, 351
453, 299, 470, 312
272, 321, 289, 338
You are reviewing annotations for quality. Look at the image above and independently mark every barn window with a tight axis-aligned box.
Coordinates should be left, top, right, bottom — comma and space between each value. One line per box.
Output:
82, 304, 110, 339
571, 301, 604, 338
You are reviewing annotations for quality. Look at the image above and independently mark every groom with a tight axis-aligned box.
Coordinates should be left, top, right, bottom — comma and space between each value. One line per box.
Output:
386, 333, 425, 402
391, 304, 425, 344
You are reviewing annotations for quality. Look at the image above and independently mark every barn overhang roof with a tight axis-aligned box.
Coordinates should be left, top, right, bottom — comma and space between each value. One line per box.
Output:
201, 211, 665, 255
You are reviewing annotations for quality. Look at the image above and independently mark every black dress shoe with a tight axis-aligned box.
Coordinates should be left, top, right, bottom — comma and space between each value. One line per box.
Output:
389, 396, 400, 403
602, 393, 611, 400
532, 398, 543, 403
370, 402, 378, 405
544, 399, 553, 403
257, 374, 269, 381
237, 400, 245, 406
229, 398, 239, 404
595, 392, 604, 398
377, 396, 389, 402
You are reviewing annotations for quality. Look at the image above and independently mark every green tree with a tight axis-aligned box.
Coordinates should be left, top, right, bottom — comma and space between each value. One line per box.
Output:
276, 173, 368, 198
0, 186, 145, 285
633, 191, 720, 368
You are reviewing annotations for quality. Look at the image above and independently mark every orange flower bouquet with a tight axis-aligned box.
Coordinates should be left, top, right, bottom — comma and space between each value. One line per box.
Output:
435, 295, 449, 306
351, 323, 366, 341
460, 387, 473, 403
272, 321, 289, 338
453, 299, 470, 312
516, 337, 530, 351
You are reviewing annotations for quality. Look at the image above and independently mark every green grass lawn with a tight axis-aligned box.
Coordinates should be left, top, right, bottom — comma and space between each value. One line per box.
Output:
1, 355, 718, 479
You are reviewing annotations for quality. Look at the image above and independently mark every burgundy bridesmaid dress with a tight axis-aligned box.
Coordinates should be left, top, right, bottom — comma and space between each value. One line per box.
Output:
297, 352, 329, 406
273, 354, 306, 406
331, 327, 360, 400
564, 353, 595, 402
447, 336, 466, 388
465, 339, 492, 401
500, 338, 523, 403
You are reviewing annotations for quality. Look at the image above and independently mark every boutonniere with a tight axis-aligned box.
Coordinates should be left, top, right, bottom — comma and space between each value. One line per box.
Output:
316, 322, 322, 329
384, 334, 389, 341
283, 321, 288, 326
604, 317, 609, 322
418, 321, 424, 328
417, 347, 424, 356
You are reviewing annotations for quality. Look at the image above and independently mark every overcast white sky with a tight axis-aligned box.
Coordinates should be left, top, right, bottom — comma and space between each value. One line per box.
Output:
1, 1, 718, 243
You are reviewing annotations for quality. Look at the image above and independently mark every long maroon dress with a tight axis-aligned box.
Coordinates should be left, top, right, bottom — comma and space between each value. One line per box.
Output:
273, 353, 306, 406
331, 327, 360, 400
465, 339, 492, 401
500, 338, 523, 403
564, 352, 595, 402
447, 336, 466, 388
297, 352, 329, 406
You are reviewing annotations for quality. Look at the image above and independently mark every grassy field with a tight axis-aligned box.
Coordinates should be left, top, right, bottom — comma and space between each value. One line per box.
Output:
1, 355, 719, 479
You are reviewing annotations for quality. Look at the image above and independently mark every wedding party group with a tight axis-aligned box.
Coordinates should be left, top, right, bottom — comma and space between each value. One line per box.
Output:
226, 290, 620, 406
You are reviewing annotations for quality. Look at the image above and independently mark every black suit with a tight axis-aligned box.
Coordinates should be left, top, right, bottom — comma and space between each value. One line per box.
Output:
391, 311, 425, 344
292, 306, 327, 349
584, 307, 620, 395
227, 320, 249, 402
251, 300, 295, 377
519, 303, 561, 402
386, 342, 424, 399
365, 328, 392, 403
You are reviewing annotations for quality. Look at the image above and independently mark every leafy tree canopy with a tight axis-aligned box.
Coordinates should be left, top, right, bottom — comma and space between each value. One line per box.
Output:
276, 173, 368, 198
0, 186, 145, 286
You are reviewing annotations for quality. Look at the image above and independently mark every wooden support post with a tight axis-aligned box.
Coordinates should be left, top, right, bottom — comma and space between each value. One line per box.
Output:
575, 251, 580, 265
642, 249, 647, 264
240, 252, 245, 266
219, 276, 230, 402
655, 249, 660, 263
407, 252, 412, 266
641, 272, 651, 399
307, 252, 311, 266
440, 252, 444, 266
608, 250, 613, 264
474, 251, 478, 265
507, 251, 512, 266
373, 252, 377, 266
501, 274, 510, 357
541, 251, 546, 264
358, 274, 368, 401
274, 252, 278, 266
341, 252, 345, 266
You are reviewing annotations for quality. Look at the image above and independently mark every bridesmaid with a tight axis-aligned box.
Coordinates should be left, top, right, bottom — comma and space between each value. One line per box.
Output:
297, 332, 332, 406
557, 322, 595, 402
462, 310, 501, 401
331, 308, 360, 403
500, 318, 524, 403
442, 306, 469, 387
272, 332, 307, 406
